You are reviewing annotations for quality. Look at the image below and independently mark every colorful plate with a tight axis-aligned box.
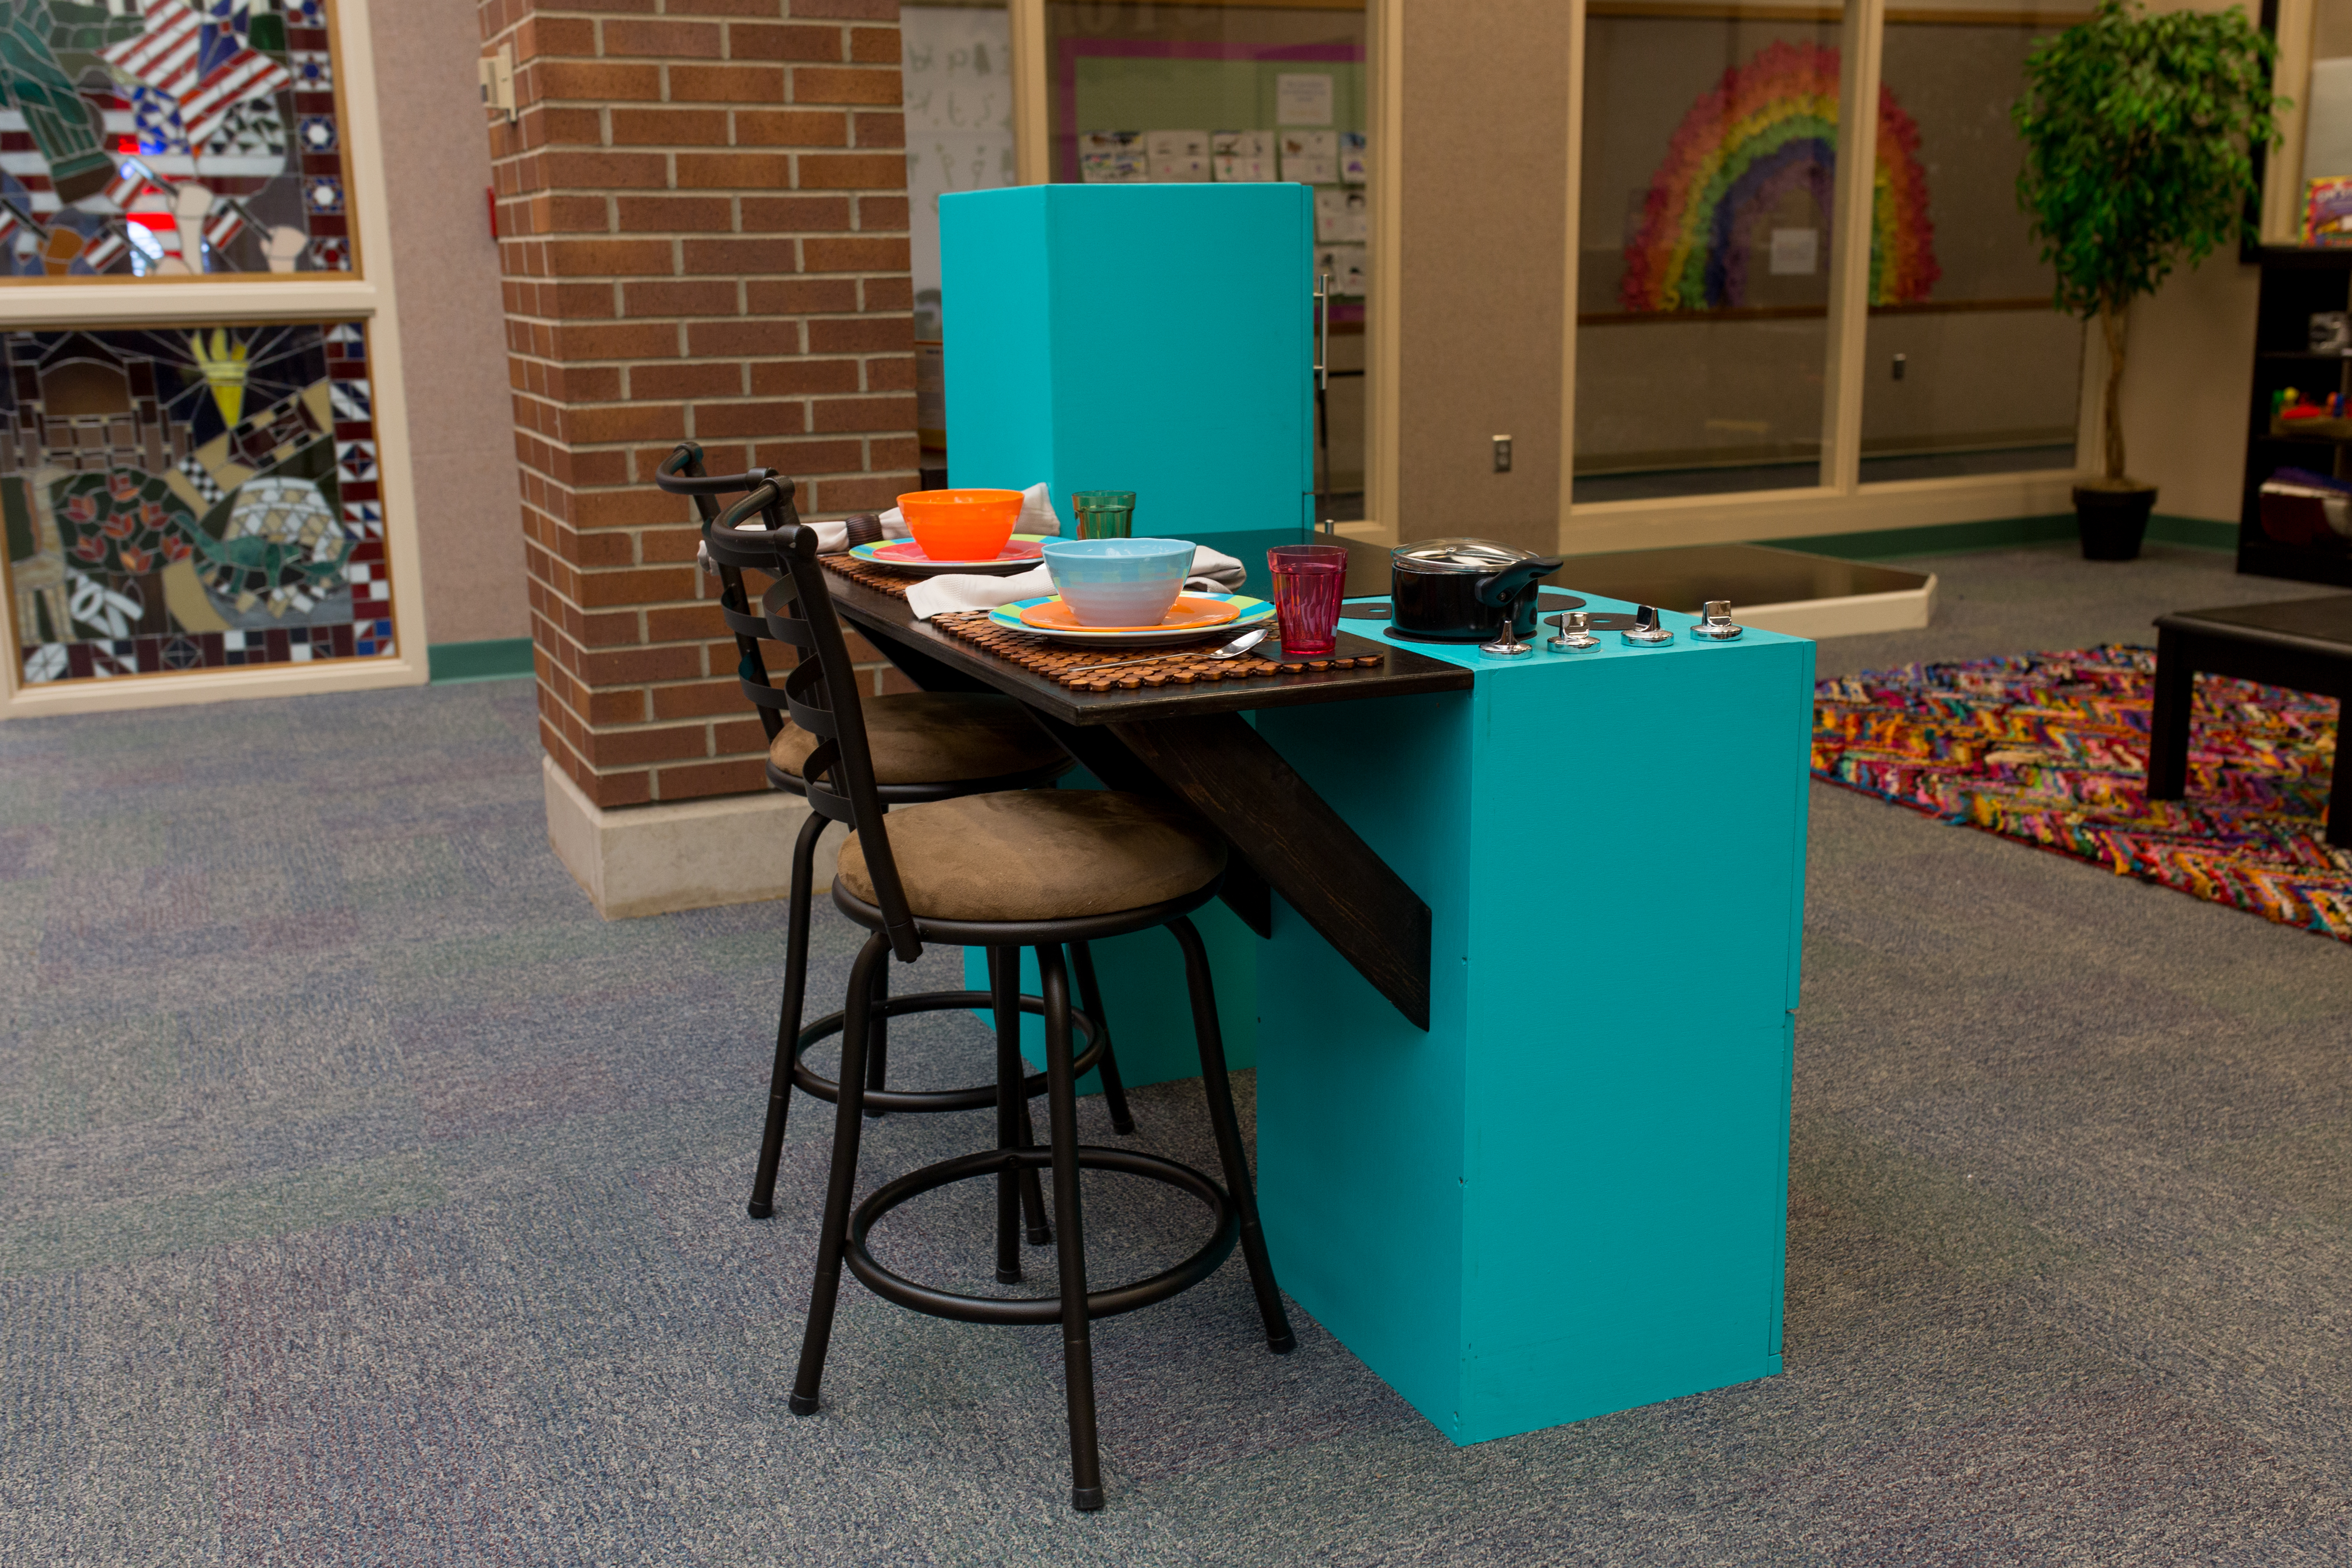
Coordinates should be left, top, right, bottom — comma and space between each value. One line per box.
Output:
987, 593, 1275, 648
848, 534, 1048, 576
1017, 594, 1240, 635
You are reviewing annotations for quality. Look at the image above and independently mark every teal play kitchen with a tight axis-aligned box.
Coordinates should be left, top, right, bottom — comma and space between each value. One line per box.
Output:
934, 182, 1811, 1447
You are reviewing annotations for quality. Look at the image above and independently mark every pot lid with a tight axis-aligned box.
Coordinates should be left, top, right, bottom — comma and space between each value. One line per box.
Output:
1391, 537, 1545, 572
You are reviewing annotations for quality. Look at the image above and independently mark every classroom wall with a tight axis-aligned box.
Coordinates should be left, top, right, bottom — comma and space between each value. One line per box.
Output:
370, 0, 527, 645
1393, 0, 1573, 555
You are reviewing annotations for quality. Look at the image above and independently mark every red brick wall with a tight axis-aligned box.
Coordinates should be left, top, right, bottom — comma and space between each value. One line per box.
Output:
477, 0, 916, 809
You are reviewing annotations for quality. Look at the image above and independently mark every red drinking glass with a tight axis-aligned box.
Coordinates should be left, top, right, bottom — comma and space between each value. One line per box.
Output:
1266, 544, 1349, 657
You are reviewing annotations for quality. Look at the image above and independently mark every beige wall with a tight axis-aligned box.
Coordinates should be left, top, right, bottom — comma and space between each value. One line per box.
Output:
1394, 0, 1573, 556
2098, 0, 2301, 524
2103, 258, 2260, 522
370, 0, 527, 645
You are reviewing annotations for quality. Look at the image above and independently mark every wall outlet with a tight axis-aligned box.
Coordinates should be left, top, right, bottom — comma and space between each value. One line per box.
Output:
1493, 434, 1512, 473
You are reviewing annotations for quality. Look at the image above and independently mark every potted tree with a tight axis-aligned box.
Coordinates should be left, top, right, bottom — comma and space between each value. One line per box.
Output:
2014, 0, 2284, 560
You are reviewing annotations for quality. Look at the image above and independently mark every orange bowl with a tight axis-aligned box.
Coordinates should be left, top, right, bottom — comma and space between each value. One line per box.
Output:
896, 488, 1023, 563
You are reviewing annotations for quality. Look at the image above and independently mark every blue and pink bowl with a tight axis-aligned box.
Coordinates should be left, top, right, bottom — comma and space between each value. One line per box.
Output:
1040, 536, 1194, 627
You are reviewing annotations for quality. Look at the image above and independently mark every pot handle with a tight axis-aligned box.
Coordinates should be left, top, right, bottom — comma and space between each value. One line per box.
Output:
1475, 555, 1565, 608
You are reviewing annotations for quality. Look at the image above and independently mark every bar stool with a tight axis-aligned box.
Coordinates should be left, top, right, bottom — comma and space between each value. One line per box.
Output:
657, 446, 1139, 1228
711, 478, 1296, 1513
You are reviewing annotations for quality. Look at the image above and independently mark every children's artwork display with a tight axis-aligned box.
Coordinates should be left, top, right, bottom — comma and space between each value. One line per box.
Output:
1077, 129, 1147, 184
0, 0, 352, 277
1619, 41, 1937, 312
3, 320, 392, 685
1278, 128, 1336, 184
2304, 177, 2352, 248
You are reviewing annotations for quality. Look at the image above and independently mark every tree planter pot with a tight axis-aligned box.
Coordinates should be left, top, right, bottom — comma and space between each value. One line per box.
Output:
2073, 484, 2156, 561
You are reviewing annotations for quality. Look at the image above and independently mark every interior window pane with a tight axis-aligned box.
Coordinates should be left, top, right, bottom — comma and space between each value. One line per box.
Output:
1574, 3, 1845, 505
1860, 6, 2085, 486
1045, 0, 1368, 521
903, 2, 1015, 487
2297, 2, 2352, 202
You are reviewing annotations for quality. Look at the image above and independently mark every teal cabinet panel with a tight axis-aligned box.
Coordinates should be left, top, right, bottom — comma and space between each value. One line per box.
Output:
939, 183, 1314, 551
1254, 687, 1479, 1426
937, 185, 1055, 496
1261, 596, 1811, 1443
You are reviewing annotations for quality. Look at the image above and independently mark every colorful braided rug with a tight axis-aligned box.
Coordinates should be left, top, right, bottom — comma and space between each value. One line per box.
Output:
1813, 645, 2352, 942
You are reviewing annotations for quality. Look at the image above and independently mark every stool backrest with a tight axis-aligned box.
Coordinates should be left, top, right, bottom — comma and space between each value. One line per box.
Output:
655, 442, 783, 742
709, 479, 922, 962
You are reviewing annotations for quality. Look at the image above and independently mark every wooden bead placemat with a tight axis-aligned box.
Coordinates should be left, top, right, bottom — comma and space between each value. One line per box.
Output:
819, 553, 914, 599
934, 610, 1383, 691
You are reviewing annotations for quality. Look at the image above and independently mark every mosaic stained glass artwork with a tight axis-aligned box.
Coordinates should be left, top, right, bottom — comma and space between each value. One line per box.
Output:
0, 0, 350, 277
2, 319, 392, 683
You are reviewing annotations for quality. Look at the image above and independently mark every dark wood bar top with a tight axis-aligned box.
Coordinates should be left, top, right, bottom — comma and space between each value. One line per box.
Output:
823, 569, 1473, 728
820, 563, 1462, 1029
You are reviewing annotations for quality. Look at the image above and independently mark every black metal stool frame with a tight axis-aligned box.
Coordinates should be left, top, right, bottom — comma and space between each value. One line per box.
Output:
711, 482, 1295, 1513
657, 447, 1139, 1233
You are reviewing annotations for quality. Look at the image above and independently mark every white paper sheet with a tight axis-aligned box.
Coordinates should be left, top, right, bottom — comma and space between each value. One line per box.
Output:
1277, 73, 1334, 126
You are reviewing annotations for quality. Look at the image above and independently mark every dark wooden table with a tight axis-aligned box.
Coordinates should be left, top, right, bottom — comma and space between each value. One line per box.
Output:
824, 570, 1474, 1028
2148, 594, 2352, 846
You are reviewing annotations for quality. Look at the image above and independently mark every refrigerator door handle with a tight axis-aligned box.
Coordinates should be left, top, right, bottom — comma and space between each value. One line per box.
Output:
1313, 271, 1331, 391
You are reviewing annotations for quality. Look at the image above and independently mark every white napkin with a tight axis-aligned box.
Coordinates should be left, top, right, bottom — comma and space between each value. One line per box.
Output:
905, 545, 1248, 621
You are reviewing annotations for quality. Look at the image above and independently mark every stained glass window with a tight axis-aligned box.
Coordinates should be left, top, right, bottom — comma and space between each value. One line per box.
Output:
0, 0, 352, 278
3, 319, 390, 683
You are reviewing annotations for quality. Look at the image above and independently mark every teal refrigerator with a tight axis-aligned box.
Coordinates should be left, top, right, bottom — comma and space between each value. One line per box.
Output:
939, 182, 1319, 579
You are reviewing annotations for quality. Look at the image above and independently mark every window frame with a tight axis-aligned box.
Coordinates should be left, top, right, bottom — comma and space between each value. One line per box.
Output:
0, 0, 426, 717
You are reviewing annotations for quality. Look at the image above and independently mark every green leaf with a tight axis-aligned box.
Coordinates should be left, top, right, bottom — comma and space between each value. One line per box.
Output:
2014, 0, 2286, 320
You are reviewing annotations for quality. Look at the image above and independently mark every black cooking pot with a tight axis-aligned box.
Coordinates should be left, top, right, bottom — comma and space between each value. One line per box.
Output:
1388, 538, 1566, 643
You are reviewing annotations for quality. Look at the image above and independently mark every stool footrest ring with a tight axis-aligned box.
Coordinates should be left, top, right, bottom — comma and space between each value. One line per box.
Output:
845, 1145, 1239, 1327
790, 988, 1102, 1114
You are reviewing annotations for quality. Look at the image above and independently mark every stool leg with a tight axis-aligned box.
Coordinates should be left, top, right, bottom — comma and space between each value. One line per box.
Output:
989, 947, 1025, 1285
1001, 942, 1051, 1244
1037, 944, 1105, 1512
1015, 1094, 1054, 1246
862, 951, 890, 1119
788, 928, 889, 1417
1169, 916, 1296, 1354
1068, 942, 1137, 1135
748, 811, 827, 1220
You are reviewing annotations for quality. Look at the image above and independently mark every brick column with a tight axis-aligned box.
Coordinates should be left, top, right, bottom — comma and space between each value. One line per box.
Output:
479, 0, 915, 810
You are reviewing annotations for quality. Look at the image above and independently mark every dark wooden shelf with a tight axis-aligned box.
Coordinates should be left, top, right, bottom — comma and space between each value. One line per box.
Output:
2241, 250, 2352, 583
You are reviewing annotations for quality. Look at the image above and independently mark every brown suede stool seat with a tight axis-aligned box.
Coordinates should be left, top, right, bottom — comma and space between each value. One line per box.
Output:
769, 690, 1063, 786
836, 789, 1226, 921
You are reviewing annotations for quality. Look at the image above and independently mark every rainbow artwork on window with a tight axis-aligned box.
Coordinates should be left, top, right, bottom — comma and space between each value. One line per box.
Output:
1619, 41, 1937, 313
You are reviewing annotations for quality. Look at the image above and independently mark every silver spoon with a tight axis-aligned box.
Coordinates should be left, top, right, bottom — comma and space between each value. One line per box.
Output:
1066, 626, 1270, 675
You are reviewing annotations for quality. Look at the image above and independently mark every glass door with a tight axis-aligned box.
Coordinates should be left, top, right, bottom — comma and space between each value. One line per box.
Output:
1859, 4, 2083, 486
903, 2, 1016, 489
1043, 0, 1368, 523
1573, 1, 1846, 504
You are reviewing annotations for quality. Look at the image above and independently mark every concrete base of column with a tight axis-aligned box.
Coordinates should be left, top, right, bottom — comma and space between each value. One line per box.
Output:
542, 756, 838, 920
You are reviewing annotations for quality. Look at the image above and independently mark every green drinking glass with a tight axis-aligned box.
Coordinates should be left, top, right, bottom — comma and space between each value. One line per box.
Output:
1070, 490, 1136, 540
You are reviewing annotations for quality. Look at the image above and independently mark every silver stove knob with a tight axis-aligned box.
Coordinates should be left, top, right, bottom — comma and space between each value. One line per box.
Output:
1547, 610, 1599, 653
1690, 599, 1745, 641
1621, 603, 1674, 647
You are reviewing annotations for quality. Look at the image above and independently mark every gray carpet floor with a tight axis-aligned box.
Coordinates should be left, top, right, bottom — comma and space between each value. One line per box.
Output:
4, 542, 2349, 1564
